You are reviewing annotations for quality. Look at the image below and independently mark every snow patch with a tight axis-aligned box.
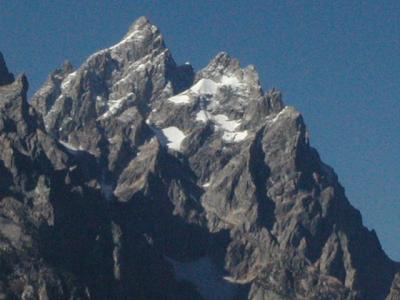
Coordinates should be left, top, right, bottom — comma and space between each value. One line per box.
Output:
195, 110, 211, 123
191, 78, 219, 94
161, 126, 186, 151
59, 140, 79, 153
167, 75, 245, 105
213, 114, 240, 131
220, 75, 242, 87
59, 140, 86, 155
61, 71, 77, 91
222, 130, 248, 142
168, 94, 191, 104
196, 113, 248, 143
213, 114, 248, 142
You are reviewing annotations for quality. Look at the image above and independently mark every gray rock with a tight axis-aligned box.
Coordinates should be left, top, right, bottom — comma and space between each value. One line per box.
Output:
31, 60, 74, 116
386, 273, 400, 300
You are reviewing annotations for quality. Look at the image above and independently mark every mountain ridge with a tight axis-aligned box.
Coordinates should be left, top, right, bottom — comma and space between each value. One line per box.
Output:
0, 17, 398, 300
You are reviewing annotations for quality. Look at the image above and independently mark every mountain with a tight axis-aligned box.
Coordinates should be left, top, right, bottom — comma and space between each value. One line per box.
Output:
0, 16, 398, 299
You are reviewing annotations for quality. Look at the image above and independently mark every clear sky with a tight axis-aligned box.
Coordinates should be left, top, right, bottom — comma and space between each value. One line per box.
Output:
1, 1, 399, 260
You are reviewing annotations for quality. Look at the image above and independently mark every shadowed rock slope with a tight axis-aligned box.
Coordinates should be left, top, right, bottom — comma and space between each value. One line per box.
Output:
0, 17, 398, 299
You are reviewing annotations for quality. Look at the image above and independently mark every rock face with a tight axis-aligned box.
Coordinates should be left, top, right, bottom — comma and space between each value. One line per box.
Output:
0, 17, 398, 299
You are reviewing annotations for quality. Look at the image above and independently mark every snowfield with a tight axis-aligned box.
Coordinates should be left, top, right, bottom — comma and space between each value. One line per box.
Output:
161, 126, 186, 151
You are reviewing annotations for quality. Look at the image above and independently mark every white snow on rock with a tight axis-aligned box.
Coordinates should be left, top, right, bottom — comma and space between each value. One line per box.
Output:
83, 19, 162, 65
108, 26, 149, 52
196, 113, 248, 143
59, 140, 86, 155
191, 78, 219, 94
213, 114, 240, 131
167, 75, 245, 105
168, 94, 191, 104
161, 126, 186, 151
60, 71, 77, 91
266, 106, 289, 124
59, 140, 79, 152
165, 256, 239, 300
220, 75, 242, 87
222, 130, 248, 142
195, 110, 211, 123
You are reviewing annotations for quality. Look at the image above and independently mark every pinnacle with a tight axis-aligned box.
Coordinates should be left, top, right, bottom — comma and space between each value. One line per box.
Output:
62, 60, 74, 73
196, 51, 241, 81
15, 73, 29, 95
133, 16, 150, 28
126, 16, 155, 36
211, 52, 239, 69
266, 88, 285, 113
114, 16, 165, 53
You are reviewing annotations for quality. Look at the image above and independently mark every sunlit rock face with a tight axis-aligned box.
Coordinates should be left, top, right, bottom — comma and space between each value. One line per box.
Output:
0, 17, 398, 300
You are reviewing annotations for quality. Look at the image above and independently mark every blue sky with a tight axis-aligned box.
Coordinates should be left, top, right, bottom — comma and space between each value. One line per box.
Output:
1, 1, 399, 260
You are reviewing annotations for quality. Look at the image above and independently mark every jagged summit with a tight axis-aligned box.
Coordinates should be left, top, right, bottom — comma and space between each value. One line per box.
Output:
125, 16, 154, 36
61, 60, 74, 73
129, 16, 150, 28
0, 73, 28, 92
0, 17, 398, 300
197, 52, 241, 78
30, 60, 75, 116
0, 52, 15, 86
197, 51, 260, 85
88, 15, 166, 64
8, 73, 28, 94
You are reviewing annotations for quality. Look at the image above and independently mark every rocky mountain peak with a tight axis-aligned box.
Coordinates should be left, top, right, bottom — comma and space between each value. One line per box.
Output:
0, 73, 39, 138
126, 16, 153, 34
194, 52, 264, 107
32, 17, 191, 156
106, 16, 166, 62
61, 60, 74, 74
1, 17, 398, 300
0, 52, 15, 86
197, 52, 242, 80
0, 73, 29, 101
30, 61, 75, 116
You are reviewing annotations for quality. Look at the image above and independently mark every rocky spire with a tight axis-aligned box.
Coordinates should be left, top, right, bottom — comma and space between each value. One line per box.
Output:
31, 60, 74, 116
126, 16, 152, 35
106, 16, 166, 62
0, 52, 15, 86
196, 52, 241, 80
